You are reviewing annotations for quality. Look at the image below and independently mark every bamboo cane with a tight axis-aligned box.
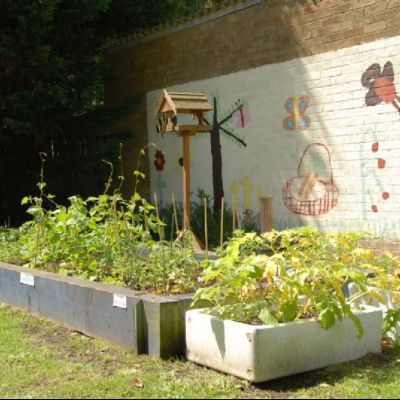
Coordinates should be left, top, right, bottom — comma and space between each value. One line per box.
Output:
232, 195, 236, 232
142, 198, 148, 234
154, 191, 166, 293
204, 197, 208, 260
154, 192, 163, 240
171, 192, 179, 233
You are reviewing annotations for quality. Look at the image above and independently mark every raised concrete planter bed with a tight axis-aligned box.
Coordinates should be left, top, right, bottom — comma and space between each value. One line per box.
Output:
348, 283, 400, 340
186, 307, 383, 383
0, 261, 192, 358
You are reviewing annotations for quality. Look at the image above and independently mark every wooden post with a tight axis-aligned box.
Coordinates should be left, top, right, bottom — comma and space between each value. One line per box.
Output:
182, 133, 191, 231
259, 197, 274, 232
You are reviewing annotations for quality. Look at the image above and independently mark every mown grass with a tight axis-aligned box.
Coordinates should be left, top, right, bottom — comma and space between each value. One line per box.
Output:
2, 303, 400, 399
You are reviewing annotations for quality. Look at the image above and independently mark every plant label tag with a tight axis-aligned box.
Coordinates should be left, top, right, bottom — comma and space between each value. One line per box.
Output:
113, 294, 127, 309
20, 272, 35, 286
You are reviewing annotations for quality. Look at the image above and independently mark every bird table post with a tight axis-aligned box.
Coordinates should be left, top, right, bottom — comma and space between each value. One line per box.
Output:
182, 132, 191, 230
155, 89, 213, 233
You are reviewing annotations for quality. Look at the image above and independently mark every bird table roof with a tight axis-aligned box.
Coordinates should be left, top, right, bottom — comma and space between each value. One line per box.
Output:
155, 89, 213, 118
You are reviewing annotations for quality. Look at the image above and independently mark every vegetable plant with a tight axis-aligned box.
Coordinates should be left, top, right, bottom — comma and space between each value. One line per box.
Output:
0, 148, 203, 294
192, 227, 400, 338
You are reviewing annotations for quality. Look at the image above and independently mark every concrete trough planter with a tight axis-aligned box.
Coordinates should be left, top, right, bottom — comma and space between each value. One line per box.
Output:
348, 283, 400, 340
0, 261, 192, 358
186, 307, 383, 383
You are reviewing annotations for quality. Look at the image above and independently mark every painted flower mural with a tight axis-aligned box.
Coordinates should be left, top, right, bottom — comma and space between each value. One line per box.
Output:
233, 105, 251, 128
362, 61, 400, 114
154, 150, 165, 171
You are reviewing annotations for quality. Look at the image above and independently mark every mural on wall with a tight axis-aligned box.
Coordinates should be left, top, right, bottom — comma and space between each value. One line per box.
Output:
360, 128, 390, 216
371, 141, 390, 212
229, 176, 265, 229
154, 150, 165, 171
233, 105, 251, 128
154, 150, 167, 204
229, 176, 266, 211
283, 143, 339, 216
362, 61, 400, 114
202, 97, 249, 214
283, 96, 311, 130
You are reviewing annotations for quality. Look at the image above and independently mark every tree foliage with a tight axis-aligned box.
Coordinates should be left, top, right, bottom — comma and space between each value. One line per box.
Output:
0, 0, 206, 225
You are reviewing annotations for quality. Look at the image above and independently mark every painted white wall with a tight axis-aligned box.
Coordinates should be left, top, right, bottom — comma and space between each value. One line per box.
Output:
147, 35, 400, 239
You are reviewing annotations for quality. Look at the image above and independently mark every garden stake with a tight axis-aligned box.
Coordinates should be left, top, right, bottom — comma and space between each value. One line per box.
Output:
170, 212, 175, 248
172, 192, 179, 233
232, 195, 236, 233
220, 197, 224, 248
142, 198, 148, 235
204, 197, 208, 260
154, 192, 167, 293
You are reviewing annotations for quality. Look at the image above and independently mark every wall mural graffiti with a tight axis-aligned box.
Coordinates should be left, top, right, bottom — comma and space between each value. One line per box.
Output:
229, 176, 265, 229
283, 143, 339, 216
283, 96, 311, 130
233, 105, 251, 128
360, 128, 390, 215
229, 176, 265, 211
362, 61, 400, 114
153, 150, 167, 204
154, 150, 165, 171
203, 97, 249, 214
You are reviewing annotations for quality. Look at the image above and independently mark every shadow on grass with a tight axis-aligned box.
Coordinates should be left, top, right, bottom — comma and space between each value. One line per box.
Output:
251, 344, 400, 395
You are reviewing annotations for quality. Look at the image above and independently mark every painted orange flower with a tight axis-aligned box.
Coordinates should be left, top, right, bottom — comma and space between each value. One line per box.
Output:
362, 61, 400, 113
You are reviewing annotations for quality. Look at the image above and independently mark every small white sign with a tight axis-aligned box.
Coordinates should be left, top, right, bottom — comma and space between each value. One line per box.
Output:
20, 272, 35, 286
113, 294, 127, 309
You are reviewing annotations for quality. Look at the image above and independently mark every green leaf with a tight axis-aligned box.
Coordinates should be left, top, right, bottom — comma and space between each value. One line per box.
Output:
347, 312, 364, 339
281, 300, 298, 322
258, 308, 279, 327
132, 192, 142, 202
320, 309, 336, 330
21, 197, 30, 205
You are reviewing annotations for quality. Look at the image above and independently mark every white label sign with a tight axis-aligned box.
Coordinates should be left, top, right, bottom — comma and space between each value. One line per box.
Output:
20, 272, 35, 286
113, 294, 127, 309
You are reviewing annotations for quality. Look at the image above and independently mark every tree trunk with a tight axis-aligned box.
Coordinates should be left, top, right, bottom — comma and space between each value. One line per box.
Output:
210, 97, 224, 214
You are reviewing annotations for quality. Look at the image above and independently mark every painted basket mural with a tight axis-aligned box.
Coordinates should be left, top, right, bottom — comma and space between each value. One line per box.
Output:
283, 143, 339, 216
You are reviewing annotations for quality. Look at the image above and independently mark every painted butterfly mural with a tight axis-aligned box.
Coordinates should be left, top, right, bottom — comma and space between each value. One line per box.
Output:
282, 96, 311, 131
361, 61, 400, 114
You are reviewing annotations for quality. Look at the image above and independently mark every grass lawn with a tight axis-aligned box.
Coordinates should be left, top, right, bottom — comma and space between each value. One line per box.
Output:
1, 303, 400, 399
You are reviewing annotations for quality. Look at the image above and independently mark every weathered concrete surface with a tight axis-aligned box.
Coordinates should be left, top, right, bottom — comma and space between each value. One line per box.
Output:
186, 307, 383, 383
0, 262, 193, 357
140, 293, 193, 358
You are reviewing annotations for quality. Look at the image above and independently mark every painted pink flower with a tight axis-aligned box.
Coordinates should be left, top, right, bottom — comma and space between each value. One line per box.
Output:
233, 106, 250, 128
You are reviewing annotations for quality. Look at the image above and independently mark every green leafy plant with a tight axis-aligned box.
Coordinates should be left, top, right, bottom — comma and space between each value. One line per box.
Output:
121, 230, 203, 294
0, 146, 202, 295
192, 227, 400, 338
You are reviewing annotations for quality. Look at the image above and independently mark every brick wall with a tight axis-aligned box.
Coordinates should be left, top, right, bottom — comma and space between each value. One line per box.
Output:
106, 0, 400, 247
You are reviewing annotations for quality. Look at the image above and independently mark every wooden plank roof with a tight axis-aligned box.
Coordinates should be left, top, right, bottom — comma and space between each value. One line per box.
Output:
155, 89, 212, 117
